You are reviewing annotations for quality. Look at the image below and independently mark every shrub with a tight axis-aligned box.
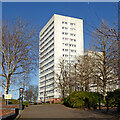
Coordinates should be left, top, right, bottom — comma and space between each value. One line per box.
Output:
107, 89, 120, 109
23, 101, 29, 106
63, 91, 102, 109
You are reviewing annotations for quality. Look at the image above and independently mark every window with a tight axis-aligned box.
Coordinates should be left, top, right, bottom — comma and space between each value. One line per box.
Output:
65, 32, 68, 35
65, 43, 68, 46
65, 55, 68, 57
65, 60, 68, 63
62, 32, 68, 35
65, 38, 68, 40
65, 49, 68, 51
62, 21, 67, 24
70, 28, 76, 31
62, 27, 68, 29
70, 23, 75, 25
70, 33, 76, 36
71, 50, 76, 52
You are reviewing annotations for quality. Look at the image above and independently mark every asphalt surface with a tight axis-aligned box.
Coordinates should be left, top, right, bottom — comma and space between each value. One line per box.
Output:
18, 104, 119, 120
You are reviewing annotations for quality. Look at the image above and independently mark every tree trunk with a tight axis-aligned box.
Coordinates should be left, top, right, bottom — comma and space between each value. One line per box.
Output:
5, 77, 10, 94
103, 81, 106, 100
62, 89, 65, 99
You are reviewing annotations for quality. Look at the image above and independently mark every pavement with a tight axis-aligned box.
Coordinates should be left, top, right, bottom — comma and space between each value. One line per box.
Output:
18, 104, 120, 120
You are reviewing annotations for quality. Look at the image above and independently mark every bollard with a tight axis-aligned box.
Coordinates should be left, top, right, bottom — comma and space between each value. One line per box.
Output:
106, 97, 109, 112
15, 108, 19, 115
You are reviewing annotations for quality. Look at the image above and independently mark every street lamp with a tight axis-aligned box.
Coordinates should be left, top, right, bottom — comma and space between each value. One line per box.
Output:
74, 62, 77, 91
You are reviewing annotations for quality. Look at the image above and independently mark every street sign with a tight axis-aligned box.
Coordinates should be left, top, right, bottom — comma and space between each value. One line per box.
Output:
4, 94, 12, 99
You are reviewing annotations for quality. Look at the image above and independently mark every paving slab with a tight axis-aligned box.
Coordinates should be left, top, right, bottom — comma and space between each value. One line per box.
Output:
18, 104, 120, 120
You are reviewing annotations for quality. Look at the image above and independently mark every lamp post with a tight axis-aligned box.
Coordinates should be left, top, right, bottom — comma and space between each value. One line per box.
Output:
74, 63, 77, 91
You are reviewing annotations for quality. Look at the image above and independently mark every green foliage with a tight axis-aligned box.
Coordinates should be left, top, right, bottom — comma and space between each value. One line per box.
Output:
23, 101, 29, 106
63, 91, 102, 109
8, 99, 29, 107
107, 89, 120, 109
8, 99, 19, 104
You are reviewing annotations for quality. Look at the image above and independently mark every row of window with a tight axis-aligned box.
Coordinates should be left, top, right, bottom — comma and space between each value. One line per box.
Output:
40, 32, 54, 46
41, 26, 54, 42
40, 54, 54, 65
40, 71, 54, 80
62, 37, 76, 42
62, 21, 75, 26
62, 49, 76, 52
40, 65, 54, 74
40, 95, 54, 100
40, 83, 54, 90
62, 27, 76, 31
40, 89, 54, 95
62, 32, 76, 36
40, 37, 54, 51
40, 60, 54, 70
41, 42, 54, 56
41, 21, 54, 37
40, 77, 54, 85
62, 43, 76, 47
63, 54, 75, 58
65, 60, 74, 63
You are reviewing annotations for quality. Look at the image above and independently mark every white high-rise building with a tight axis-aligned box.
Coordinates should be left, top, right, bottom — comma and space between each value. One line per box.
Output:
39, 14, 84, 102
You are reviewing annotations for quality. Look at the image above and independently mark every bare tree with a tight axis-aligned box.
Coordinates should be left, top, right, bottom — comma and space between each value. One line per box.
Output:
32, 85, 38, 103
75, 54, 96, 92
1, 17, 39, 94
24, 85, 38, 103
24, 85, 33, 102
55, 59, 69, 99
90, 21, 119, 100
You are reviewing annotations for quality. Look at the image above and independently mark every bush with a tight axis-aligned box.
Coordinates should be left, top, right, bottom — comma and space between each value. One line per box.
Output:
107, 89, 120, 109
23, 101, 29, 106
63, 91, 102, 109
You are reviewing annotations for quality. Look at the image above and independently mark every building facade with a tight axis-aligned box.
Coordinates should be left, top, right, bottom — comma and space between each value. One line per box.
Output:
39, 14, 84, 102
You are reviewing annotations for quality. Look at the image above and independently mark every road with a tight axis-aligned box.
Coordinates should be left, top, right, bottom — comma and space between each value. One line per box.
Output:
18, 104, 119, 120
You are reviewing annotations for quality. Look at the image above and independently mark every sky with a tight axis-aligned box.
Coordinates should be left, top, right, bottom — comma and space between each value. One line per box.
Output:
2, 2, 118, 99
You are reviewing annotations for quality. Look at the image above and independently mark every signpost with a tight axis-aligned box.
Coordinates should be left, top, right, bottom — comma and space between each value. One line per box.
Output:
4, 94, 12, 105
19, 88, 24, 110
